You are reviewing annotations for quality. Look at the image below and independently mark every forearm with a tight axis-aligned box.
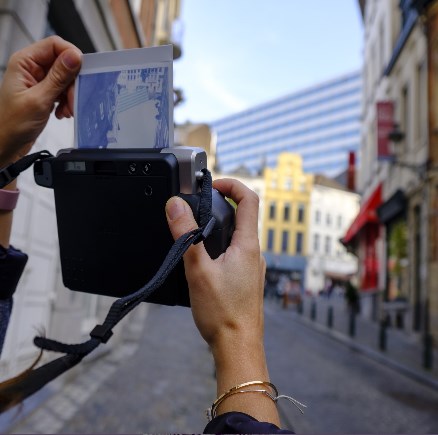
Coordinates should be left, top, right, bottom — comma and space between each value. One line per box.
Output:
0, 179, 17, 248
211, 333, 280, 426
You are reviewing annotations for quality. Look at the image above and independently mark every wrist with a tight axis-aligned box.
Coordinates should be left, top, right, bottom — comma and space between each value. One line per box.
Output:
0, 179, 19, 212
212, 333, 269, 393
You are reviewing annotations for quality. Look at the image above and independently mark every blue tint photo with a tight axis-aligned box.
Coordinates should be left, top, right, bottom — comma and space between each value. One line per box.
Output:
76, 67, 171, 149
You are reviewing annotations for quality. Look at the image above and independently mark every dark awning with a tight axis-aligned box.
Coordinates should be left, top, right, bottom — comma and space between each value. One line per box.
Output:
377, 189, 407, 224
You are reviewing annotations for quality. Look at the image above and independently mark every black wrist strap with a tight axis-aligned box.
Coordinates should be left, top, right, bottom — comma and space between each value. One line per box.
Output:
0, 150, 53, 188
0, 157, 215, 409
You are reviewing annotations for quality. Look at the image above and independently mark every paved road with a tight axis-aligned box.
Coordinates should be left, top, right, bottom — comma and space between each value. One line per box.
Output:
264, 301, 438, 433
7, 300, 438, 434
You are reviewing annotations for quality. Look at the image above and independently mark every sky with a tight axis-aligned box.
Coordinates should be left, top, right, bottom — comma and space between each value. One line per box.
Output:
173, 0, 364, 125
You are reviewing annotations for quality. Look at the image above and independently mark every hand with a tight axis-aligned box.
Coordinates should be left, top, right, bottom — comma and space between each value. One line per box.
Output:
166, 178, 280, 425
166, 178, 264, 352
0, 36, 82, 167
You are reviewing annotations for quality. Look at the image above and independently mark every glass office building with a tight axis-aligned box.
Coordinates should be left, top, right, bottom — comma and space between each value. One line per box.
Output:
212, 71, 361, 177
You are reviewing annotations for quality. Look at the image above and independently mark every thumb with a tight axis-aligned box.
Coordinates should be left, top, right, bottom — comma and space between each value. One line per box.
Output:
165, 196, 199, 240
165, 196, 210, 266
36, 48, 82, 103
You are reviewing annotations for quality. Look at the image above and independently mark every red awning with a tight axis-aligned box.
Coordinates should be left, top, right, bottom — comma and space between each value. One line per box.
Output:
342, 184, 382, 245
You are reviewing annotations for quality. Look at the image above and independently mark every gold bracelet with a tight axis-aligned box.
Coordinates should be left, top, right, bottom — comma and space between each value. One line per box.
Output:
206, 380, 306, 421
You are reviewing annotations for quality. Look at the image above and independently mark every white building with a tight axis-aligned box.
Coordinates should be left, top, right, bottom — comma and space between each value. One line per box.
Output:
307, 175, 359, 295
345, 0, 431, 325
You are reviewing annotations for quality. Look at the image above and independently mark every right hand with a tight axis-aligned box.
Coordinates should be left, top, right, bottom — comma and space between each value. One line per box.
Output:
0, 36, 82, 167
166, 178, 265, 353
166, 179, 280, 424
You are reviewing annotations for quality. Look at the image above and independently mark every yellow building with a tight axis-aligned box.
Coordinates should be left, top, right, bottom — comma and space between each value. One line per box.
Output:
262, 153, 313, 255
262, 153, 313, 293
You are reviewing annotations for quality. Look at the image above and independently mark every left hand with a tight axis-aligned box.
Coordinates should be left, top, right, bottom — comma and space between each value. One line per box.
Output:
0, 36, 82, 167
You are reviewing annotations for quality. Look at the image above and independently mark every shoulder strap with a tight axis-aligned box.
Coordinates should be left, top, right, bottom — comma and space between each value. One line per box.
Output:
1, 164, 215, 409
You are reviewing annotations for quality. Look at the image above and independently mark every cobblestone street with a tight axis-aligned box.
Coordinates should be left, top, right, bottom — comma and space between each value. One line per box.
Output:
4, 300, 438, 434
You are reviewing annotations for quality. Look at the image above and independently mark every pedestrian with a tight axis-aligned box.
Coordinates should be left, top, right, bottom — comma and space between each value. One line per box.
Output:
345, 280, 360, 314
0, 37, 296, 433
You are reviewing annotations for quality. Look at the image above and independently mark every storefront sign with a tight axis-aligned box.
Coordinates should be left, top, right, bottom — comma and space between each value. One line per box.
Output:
376, 101, 394, 161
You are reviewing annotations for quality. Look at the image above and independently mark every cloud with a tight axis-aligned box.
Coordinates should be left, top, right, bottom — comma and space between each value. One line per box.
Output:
196, 60, 248, 113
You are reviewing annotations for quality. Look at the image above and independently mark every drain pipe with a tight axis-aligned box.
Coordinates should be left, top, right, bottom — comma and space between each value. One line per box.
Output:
0, 0, 15, 77
0, 1, 36, 77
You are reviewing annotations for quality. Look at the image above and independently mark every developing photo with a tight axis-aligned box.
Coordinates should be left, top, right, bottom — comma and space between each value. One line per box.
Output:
76, 66, 171, 149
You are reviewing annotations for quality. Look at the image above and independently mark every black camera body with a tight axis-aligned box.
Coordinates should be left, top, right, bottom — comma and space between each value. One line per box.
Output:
34, 147, 235, 307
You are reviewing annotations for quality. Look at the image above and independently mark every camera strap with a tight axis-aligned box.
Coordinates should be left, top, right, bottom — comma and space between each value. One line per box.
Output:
0, 152, 216, 407
0, 150, 54, 188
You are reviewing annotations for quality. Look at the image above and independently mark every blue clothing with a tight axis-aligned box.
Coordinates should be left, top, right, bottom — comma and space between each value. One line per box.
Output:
204, 411, 294, 434
0, 245, 28, 356
0, 297, 13, 354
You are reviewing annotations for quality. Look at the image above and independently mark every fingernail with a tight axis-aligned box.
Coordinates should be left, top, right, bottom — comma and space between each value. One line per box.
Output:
62, 50, 81, 70
166, 197, 185, 220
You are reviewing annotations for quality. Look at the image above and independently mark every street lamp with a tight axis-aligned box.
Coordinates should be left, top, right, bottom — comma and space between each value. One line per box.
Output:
387, 124, 431, 176
387, 123, 405, 143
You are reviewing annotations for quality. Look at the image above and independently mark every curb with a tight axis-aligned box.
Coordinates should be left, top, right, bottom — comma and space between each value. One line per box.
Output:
291, 312, 438, 391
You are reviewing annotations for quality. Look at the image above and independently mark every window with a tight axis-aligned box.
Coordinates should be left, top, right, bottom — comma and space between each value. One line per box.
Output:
325, 236, 331, 255
315, 210, 321, 224
417, 62, 427, 142
281, 231, 289, 253
296, 232, 303, 254
284, 203, 290, 221
326, 213, 332, 227
284, 178, 292, 190
313, 234, 320, 253
297, 204, 305, 223
401, 85, 409, 152
269, 202, 276, 220
337, 215, 342, 228
379, 20, 385, 75
267, 229, 274, 251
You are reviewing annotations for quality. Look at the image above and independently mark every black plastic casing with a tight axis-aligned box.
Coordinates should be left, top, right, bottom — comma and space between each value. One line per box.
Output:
34, 148, 235, 307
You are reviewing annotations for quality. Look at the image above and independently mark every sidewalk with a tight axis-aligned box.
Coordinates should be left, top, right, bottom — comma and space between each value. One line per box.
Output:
284, 295, 438, 390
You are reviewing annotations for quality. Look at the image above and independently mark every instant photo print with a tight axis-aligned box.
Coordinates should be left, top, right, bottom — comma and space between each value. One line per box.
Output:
34, 147, 235, 307
75, 45, 174, 150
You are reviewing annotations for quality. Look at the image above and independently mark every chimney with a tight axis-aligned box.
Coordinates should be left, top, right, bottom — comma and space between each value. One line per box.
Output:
347, 151, 355, 191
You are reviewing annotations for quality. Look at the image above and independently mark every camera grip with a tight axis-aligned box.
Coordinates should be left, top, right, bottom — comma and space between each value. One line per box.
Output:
178, 190, 235, 259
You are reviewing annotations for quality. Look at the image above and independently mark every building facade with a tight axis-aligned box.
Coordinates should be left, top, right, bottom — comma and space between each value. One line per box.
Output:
262, 153, 313, 292
211, 71, 362, 178
306, 176, 360, 295
0, 0, 182, 379
346, 0, 438, 344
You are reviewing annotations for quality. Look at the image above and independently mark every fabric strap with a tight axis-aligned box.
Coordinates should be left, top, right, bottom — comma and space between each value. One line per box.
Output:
0, 150, 53, 188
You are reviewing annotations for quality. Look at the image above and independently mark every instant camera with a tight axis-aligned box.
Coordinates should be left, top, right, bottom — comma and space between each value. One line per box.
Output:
34, 147, 235, 307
